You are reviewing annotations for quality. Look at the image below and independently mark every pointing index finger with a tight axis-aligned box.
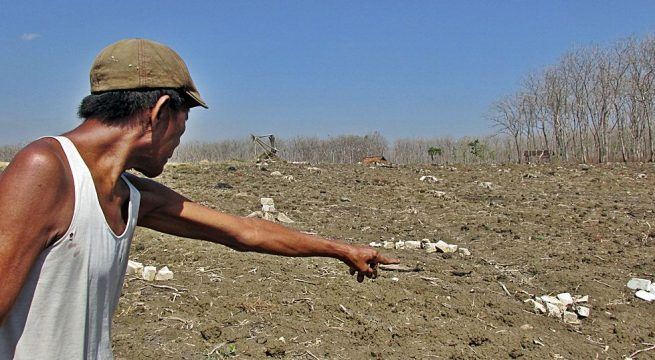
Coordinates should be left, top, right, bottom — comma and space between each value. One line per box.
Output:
375, 253, 400, 265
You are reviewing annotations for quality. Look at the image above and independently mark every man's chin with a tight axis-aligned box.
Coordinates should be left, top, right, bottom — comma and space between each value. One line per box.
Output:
134, 165, 165, 178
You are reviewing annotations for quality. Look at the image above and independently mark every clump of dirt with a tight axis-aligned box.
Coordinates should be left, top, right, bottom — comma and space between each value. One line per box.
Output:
113, 162, 655, 359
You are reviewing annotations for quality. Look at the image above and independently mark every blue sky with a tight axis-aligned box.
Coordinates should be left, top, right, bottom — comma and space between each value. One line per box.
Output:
1, 1, 654, 144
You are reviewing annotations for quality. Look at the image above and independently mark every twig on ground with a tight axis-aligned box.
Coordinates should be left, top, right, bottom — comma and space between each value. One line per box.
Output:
294, 278, 318, 285
629, 343, 655, 358
593, 279, 611, 288
305, 350, 321, 360
498, 281, 511, 296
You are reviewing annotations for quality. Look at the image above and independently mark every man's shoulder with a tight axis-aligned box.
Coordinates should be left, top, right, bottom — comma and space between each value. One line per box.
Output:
2, 138, 70, 184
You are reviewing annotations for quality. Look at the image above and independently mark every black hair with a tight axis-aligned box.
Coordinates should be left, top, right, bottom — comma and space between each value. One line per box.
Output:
77, 88, 188, 125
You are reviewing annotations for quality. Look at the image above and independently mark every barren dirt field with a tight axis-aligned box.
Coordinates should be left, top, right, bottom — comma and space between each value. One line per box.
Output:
99, 161, 655, 359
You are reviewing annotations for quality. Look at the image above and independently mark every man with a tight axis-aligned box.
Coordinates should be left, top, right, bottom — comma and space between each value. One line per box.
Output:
0, 39, 398, 359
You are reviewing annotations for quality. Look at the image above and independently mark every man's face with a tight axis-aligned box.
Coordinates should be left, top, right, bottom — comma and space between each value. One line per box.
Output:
137, 107, 189, 177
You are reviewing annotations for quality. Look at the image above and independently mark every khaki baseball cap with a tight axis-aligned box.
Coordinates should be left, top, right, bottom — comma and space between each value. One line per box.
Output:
90, 38, 208, 109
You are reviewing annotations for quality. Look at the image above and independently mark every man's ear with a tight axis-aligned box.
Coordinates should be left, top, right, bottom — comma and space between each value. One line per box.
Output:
149, 95, 172, 131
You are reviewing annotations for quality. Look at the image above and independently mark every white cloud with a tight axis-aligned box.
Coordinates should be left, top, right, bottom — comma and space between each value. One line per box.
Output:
20, 33, 41, 41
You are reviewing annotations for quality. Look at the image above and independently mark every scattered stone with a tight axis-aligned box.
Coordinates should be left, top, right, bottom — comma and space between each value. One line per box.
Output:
574, 295, 588, 303
404, 241, 422, 249
383, 241, 395, 249
247, 211, 263, 218
391, 277, 399, 282
379, 264, 422, 272
524, 299, 546, 314
126, 260, 144, 276
226, 165, 237, 171
540, 295, 566, 311
433, 191, 447, 198
575, 306, 590, 318
155, 266, 174, 281
369, 242, 382, 248
282, 175, 294, 181
276, 212, 294, 224
142, 266, 157, 281
307, 167, 323, 174
556, 293, 574, 306
419, 175, 440, 183
627, 278, 651, 291
435, 240, 458, 253
263, 212, 276, 222
424, 243, 438, 253
635, 290, 655, 302
479, 182, 493, 189
545, 302, 562, 317
637, 173, 647, 179
579, 164, 591, 171
394, 241, 405, 250
270, 171, 283, 177
459, 248, 471, 256
523, 173, 538, 179
520, 324, 534, 330
261, 198, 276, 213
340, 197, 352, 202
563, 311, 580, 324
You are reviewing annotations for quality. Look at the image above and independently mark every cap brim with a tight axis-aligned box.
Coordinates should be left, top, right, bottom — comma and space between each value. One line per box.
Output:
186, 89, 208, 109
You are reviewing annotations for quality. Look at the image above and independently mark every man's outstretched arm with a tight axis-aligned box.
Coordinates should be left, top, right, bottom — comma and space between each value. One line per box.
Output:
126, 174, 398, 281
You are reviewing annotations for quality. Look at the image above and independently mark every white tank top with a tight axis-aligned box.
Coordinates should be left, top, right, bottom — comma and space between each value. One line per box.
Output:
0, 136, 141, 359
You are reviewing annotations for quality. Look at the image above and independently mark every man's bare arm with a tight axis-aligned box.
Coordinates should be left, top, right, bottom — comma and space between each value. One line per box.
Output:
127, 174, 398, 281
0, 142, 72, 324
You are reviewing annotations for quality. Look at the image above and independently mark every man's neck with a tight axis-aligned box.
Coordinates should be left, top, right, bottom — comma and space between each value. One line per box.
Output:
63, 119, 143, 193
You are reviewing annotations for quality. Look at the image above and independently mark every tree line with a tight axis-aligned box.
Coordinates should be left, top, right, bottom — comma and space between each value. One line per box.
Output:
491, 35, 655, 163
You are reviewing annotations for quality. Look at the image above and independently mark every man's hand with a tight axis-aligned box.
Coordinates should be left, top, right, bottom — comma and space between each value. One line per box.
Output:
343, 245, 400, 282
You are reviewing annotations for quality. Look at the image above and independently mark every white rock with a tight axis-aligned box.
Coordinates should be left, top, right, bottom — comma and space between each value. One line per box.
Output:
479, 182, 493, 189
260, 197, 275, 206
142, 266, 157, 281
525, 299, 546, 314
283, 175, 294, 181
270, 171, 283, 177
419, 175, 440, 183
246, 211, 263, 218
404, 241, 422, 249
262, 204, 276, 212
563, 311, 581, 324
155, 266, 174, 281
627, 278, 652, 291
545, 302, 562, 317
369, 242, 382, 248
435, 240, 458, 253
383, 241, 395, 249
263, 212, 277, 222
541, 295, 566, 311
459, 248, 471, 256
276, 212, 294, 223
637, 173, 647, 179
576, 306, 590, 318
557, 293, 574, 306
307, 167, 322, 173
394, 241, 405, 250
433, 191, 447, 198
391, 277, 399, 282
126, 260, 144, 276
424, 243, 438, 253
636, 290, 655, 302
574, 295, 589, 303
